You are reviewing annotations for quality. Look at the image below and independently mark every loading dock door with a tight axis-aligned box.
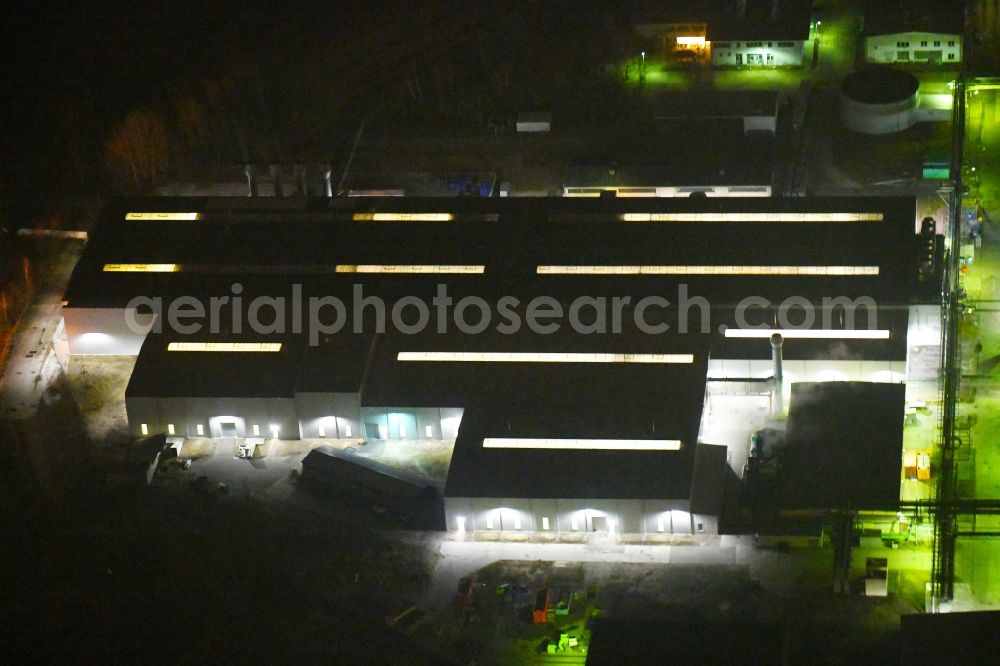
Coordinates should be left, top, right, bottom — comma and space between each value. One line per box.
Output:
219, 421, 238, 437
591, 516, 609, 533
365, 423, 383, 440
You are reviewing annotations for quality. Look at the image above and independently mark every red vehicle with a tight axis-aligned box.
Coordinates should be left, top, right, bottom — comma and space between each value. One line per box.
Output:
532, 588, 550, 624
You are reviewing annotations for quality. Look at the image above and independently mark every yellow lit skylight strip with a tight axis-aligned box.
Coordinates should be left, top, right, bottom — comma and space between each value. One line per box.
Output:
336, 265, 484, 274
724, 328, 891, 340
125, 212, 201, 221
620, 212, 883, 222
103, 263, 180, 273
397, 352, 694, 364
167, 342, 282, 352
537, 265, 879, 276
352, 212, 454, 222
483, 437, 682, 451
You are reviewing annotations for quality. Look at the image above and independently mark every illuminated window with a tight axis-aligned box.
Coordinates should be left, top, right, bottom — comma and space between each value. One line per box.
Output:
253, 424, 261, 437
270, 424, 280, 437
425, 425, 433, 438
352, 212, 453, 222
167, 342, 282, 352
537, 265, 879, 276
196, 424, 204, 436
723, 328, 891, 339
571, 515, 578, 531
102, 263, 180, 272
344, 425, 352, 438
397, 352, 694, 364
619, 212, 883, 222
483, 438, 682, 451
676, 36, 705, 46
486, 515, 494, 530
542, 517, 550, 530
335, 265, 484, 274
140, 423, 149, 435
318, 424, 326, 437
167, 423, 175, 435
513, 514, 522, 530
657, 515, 665, 532
125, 212, 201, 221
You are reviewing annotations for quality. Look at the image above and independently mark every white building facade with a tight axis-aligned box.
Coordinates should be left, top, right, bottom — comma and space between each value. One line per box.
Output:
865, 32, 962, 64
711, 39, 806, 67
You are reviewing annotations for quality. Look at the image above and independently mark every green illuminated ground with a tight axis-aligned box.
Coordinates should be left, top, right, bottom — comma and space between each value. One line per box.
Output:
811, 6, 860, 82
951, 84, 1000, 608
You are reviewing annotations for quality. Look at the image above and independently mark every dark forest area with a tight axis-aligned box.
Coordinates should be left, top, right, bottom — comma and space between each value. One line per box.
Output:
2, 1, 628, 198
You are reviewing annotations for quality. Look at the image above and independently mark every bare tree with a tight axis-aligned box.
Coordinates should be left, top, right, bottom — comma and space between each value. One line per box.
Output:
104, 109, 170, 190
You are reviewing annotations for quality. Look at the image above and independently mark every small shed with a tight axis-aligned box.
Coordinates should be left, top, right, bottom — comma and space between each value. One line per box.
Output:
516, 112, 552, 133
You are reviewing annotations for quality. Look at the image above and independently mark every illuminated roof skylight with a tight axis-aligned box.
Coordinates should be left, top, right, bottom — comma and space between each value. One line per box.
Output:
166, 342, 282, 352
103, 264, 180, 272
723, 328, 891, 339
619, 212, 883, 222
537, 265, 879, 276
482, 438, 682, 451
396, 352, 694, 364
352, 213, 453, 222
336, 265, 484, 274
125, 212, 201, 221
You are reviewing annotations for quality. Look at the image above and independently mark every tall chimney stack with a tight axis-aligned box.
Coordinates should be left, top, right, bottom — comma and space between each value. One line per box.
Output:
244, 164, 258, 197
771, 333, 784, 415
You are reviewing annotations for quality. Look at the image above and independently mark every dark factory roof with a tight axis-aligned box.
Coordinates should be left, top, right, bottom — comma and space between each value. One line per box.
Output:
779, 382, 905, 510
126, 334, 305, 399
99, 196, 930, 402
900, 611, 1000, 666
444, 402, 705, 501
441, 331, 708, 500
301, 444, 433, 492
65, 196, 925, 313
296, 332, 374, 393
363, 327, 713, 409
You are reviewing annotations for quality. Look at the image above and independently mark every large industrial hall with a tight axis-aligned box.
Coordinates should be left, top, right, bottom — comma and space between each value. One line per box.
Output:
59, 196, 940, 537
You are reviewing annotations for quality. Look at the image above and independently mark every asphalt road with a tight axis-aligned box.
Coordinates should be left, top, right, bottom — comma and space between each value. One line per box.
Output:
0, 238, 83, 421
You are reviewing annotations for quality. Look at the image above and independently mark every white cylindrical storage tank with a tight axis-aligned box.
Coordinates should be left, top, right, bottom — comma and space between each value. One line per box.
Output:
839, 68, 919, 135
